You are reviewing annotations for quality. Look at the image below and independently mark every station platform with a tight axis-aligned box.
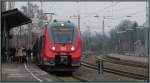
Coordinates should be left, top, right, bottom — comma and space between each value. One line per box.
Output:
104, 53, 148, 64
94, 53, 149, 69
1, 63, 56, 82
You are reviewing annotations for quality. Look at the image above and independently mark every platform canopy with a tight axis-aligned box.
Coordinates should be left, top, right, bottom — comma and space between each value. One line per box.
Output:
1, 8, 32, 32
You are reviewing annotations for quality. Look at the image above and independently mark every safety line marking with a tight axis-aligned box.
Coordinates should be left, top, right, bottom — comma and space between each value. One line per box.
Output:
24, 64, 43, 82
8, 73, 24, 78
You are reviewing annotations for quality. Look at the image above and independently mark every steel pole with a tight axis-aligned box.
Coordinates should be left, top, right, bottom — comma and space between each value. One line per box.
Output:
102, 16, 105, 36
148, 0, 150, 56
27, 0, 29, 48
41, 0, 43, 10
102, 16, 105, 54
147, 0, 150, 80
78, 14, 80, 31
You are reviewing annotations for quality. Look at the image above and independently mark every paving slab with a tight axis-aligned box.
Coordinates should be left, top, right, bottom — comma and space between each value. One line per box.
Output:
1, 63, 56, 82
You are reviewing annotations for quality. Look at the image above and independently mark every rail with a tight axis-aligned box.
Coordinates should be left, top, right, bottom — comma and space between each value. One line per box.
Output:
39, 65, 88, 82
82, 60, 148, 80
103, 55, 148, 68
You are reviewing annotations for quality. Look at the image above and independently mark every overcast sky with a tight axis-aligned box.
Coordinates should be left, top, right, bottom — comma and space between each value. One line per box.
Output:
13, 1, 148, 34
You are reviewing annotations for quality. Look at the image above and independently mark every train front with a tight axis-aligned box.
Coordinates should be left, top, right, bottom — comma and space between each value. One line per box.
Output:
44, 20, 81, 71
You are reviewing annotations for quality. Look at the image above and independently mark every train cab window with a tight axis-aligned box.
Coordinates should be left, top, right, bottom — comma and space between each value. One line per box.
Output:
52, 27, 74, 44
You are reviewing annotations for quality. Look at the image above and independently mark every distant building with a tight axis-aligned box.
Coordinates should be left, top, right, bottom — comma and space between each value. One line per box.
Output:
1, 1, 15, 12
1, 1, 6, 12
134, 40, 147, 56
7, 1, 15, 10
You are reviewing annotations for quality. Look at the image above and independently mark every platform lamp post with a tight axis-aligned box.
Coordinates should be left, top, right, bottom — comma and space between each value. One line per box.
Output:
94, 31, 100, 53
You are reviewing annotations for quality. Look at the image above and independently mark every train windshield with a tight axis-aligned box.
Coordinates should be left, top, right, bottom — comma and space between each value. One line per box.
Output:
52, 27, 74, 44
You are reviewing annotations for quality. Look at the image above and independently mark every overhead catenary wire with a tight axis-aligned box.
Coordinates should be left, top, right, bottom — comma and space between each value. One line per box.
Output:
49, 2, 56, 11
126, 8, 146, 16
112, 2, 146, 17
100, 2, 120, 16
110, 8, 146, 24
81, 2, 120, 19
103, 2, 120, 11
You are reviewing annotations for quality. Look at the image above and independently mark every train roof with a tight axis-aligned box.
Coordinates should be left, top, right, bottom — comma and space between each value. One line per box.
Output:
48, 20, 76, 28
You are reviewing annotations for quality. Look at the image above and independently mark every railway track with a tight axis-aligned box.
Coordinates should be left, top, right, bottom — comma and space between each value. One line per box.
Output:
39, 66, 88, 82
103, 55, 148, 68
52, 74, 88, 82
82, 62, 148, 80
48, 72, 88, 82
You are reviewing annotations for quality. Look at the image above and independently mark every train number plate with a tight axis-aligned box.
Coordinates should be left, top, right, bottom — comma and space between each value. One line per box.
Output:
61, 47, 66, 51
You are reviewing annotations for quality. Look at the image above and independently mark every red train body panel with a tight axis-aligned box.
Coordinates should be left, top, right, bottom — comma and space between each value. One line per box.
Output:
34, 20, 81, 71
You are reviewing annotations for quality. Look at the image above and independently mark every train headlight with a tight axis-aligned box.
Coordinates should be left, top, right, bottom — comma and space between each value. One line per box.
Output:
71, 46, 75, 51
51, 46, 55, 51
61, 23, 64, 26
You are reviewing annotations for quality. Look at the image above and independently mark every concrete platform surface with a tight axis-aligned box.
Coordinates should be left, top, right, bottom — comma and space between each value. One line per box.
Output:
106, 53, 148, 64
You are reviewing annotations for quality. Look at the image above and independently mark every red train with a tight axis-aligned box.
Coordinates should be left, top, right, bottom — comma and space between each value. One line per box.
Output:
33, 20, 81, 71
